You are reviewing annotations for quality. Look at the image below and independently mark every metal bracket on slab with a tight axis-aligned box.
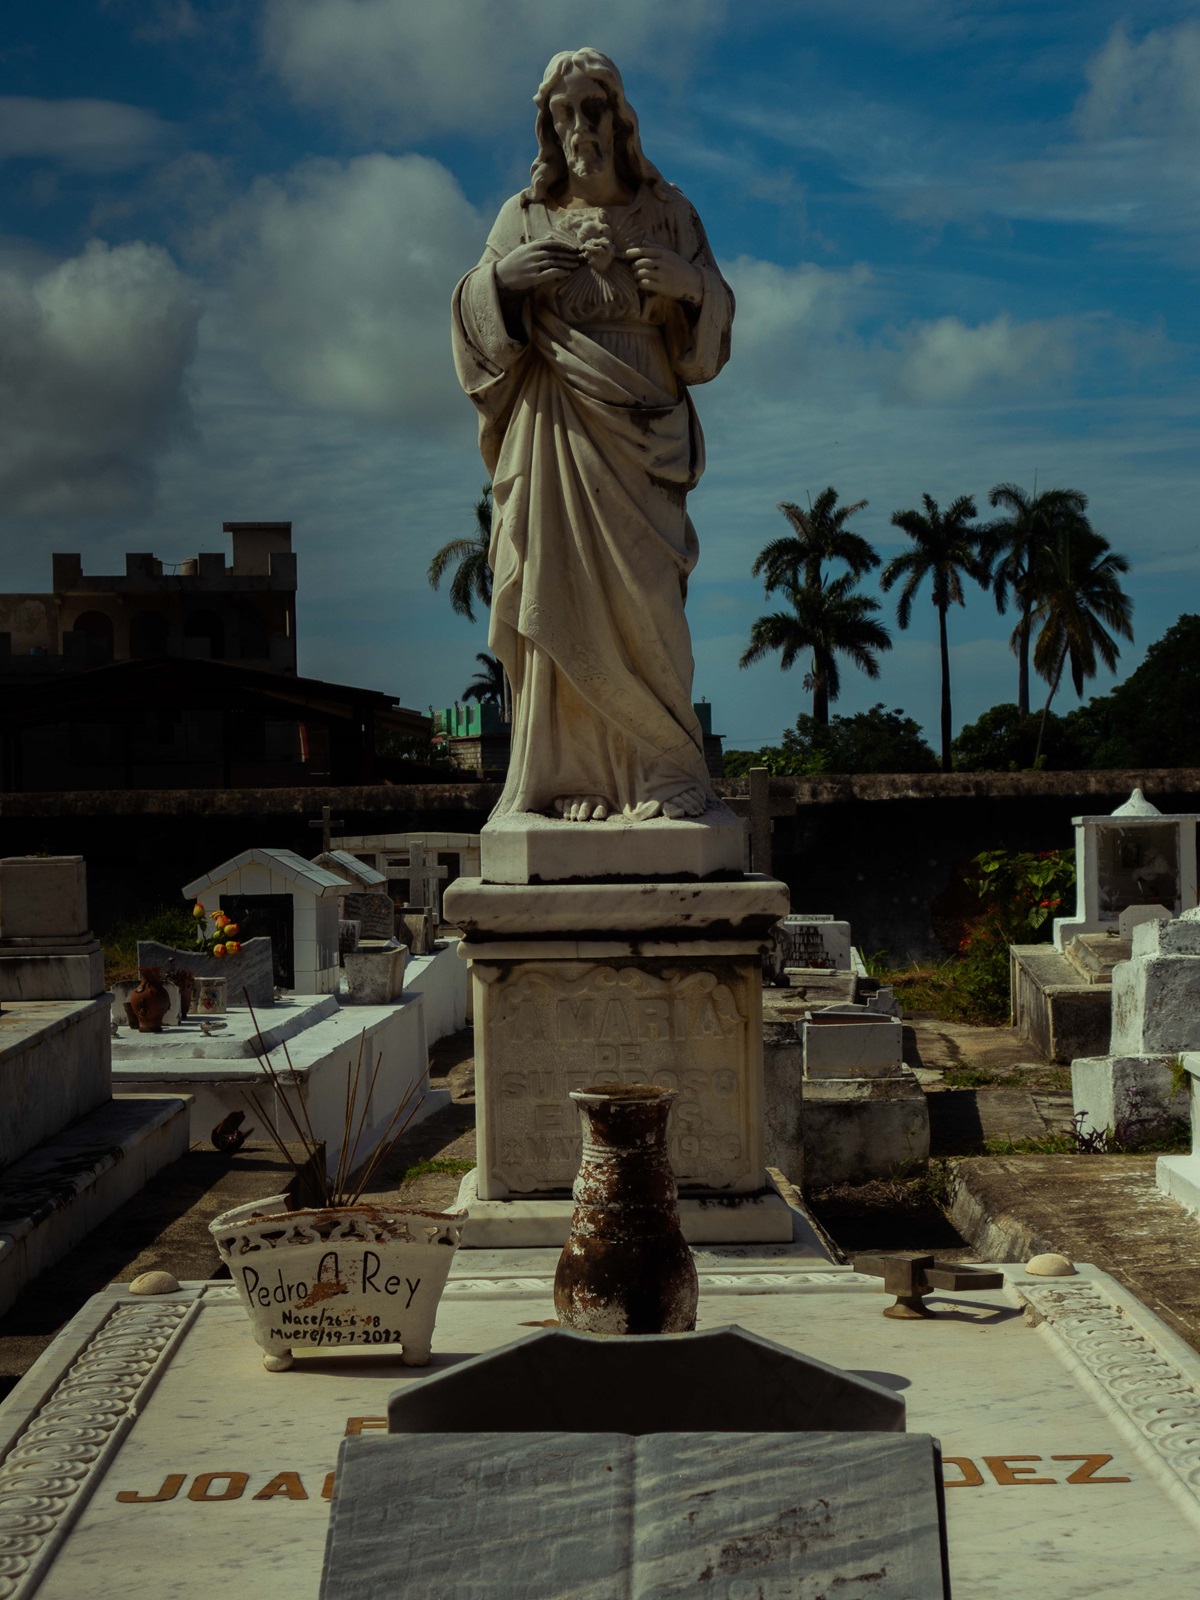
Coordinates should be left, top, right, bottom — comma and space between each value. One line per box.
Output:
852, 1252, 1005, 1319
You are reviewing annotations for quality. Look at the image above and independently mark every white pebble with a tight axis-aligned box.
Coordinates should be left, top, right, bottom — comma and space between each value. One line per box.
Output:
1025, 1253, 1076, 1277
128, 1270, 182, 1295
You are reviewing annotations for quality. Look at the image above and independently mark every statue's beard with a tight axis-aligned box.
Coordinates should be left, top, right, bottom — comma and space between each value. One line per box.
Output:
566, 142, 609, 180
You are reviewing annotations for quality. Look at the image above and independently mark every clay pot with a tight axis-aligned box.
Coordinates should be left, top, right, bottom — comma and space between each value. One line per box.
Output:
554, 1084, 697, 1336
128, 966, 171, 1033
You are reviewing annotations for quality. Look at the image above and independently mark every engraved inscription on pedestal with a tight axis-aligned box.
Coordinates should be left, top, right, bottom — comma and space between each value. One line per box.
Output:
475, 959, 764, 1198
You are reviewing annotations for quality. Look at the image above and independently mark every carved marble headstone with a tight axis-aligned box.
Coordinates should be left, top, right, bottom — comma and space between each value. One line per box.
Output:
342, 892, 395, 942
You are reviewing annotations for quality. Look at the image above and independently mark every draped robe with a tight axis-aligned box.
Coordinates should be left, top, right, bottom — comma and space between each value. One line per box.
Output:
451, 181, 734, 818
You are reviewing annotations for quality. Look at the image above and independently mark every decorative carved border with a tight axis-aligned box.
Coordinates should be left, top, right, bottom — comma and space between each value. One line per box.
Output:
1021, 1279, 1200, 1505
0, 1299, 194, 1599
436, 1270, 875, 1298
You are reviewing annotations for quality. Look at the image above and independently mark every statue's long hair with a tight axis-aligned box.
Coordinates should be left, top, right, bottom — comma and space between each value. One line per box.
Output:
526, 48, 670, 204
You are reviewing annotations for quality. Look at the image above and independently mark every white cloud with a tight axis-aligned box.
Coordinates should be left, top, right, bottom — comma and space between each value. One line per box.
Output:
0, 97, 170, 172
0, 239, 199, 516
890, 313, 1075, 405
260, 0, 726, 139
1075, 20, 1200, 140
720, 257, 1078, 409
721, 256, 874, 394
201, 152, 485, 428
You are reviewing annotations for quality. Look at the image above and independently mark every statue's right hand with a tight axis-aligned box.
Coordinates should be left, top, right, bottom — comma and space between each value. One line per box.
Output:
494, 240, 581, 295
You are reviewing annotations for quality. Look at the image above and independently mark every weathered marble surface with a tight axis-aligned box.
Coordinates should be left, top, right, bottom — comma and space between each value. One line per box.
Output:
321, 1432, 946, 1599
6, 1264, 1200, 1600
478, 803, 745, 884
446, 874, 786, 941
472, 953, 765, 1198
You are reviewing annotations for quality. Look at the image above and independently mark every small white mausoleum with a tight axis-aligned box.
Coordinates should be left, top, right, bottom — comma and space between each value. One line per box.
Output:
1054, 788, 1200, 951
182, 848, 346, 993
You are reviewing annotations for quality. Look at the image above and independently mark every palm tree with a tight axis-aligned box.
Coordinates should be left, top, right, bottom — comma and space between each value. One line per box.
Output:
1030, 524, 1133, 762
462, 651, 504, 707
739, 572, 892, 724
983, 482, 1091, 714
427, 485, 493, 623
751, 487, 877, 595
881, 493, 988, 772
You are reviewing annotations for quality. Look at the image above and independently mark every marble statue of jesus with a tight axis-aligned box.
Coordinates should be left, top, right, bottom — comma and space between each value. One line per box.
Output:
452, 47, 733, 823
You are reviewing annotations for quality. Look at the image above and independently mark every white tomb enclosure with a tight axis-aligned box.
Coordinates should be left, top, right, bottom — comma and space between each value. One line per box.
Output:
1158, 1048, 1200, 1215
6, 1255, 1200, 1599
332, 832, 481, 919
183, 848, 346, 993
1054, 788, 1199, 951
0, 856, 189, 1317
111, 942, 466, 1179
1073, 907, 1200, 1146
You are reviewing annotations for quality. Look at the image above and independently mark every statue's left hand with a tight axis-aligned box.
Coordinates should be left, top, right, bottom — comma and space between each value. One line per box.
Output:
623, 245, 703, 305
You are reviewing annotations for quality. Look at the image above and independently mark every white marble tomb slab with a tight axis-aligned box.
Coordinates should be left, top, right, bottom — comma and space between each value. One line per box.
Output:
3, 1261, 1200, 1599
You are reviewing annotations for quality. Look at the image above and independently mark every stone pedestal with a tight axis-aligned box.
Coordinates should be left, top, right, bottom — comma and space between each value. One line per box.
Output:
1157, 1054, 1200, 1215
445, 867, 793, 1245
479, 800, 744, 884
1074, 909, 1200, 1145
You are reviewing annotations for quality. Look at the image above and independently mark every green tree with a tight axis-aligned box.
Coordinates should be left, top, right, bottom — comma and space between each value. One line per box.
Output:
982, 483, 1092, 715
739, 572, 892, 725
881, 493, 988, 772
1030, 522, 1133, 762
427, 485, 493, 623
951, 703, 1081, 771
462, 651, 504, 707
724, 705, 936, 776
1066, 614, 1200, 768
750, 487, 877, 594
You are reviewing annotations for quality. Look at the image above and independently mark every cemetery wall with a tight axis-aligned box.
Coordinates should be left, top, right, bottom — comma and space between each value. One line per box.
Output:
2, 769, 1197, 959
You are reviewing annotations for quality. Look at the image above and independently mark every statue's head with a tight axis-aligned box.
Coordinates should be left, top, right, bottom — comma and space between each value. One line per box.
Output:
528, 47, 668, 202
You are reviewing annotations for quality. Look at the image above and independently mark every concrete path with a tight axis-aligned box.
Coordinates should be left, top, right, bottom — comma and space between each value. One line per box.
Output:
949, 1155, 1200, 1352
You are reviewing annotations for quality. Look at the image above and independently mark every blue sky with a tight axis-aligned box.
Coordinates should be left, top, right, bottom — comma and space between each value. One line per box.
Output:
2, 1, 1197, 749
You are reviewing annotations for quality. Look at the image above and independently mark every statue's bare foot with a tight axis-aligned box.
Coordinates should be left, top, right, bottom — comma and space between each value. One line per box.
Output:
662, 786, 708, 819
622, 788, 709, 822
554, 795, 610, 822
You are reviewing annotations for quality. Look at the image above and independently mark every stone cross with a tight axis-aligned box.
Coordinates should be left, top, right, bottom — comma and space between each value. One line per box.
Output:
308, 804, 344, 855
398, 841, 448, 919
852, 1253, 1004, 1319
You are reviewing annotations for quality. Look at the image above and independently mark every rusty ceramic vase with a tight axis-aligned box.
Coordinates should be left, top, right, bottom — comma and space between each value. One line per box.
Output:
554, 1084, 698, 1336
128, 966, 170, 1033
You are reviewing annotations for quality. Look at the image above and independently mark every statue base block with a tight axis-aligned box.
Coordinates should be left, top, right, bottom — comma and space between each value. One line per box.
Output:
445, 874, 791, 1241
480, 801, 744, 884
453, 1167, 795, 1246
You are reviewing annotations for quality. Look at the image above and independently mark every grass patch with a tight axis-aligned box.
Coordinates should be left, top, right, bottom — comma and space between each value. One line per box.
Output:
885, 962, 1010, 1026
397, 1158, 476, 1185
808, 1159, 957, 1214
100, 906, 197, 984
983, 1121, 1190, 1157
942, 1065, 1003, 1089
983, 1132, 1079, 1156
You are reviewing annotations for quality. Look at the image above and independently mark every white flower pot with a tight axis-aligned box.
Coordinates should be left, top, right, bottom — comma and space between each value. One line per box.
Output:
208, 1195, 467, 1371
